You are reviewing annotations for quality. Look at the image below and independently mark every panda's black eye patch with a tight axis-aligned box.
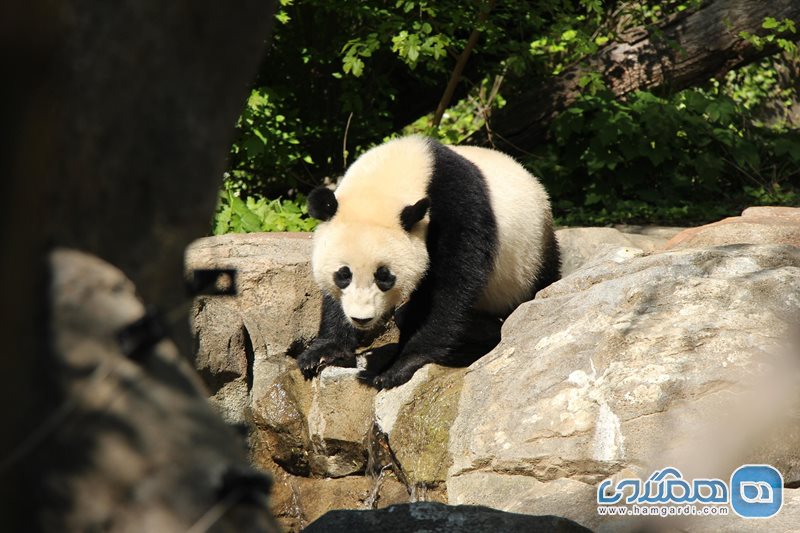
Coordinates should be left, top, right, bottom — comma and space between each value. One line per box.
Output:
334, 266, 352, 289
374, 266, 396, 292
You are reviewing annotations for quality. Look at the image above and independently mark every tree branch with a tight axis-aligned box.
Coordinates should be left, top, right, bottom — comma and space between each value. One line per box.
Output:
432, 0, 495, 128
475, 0, 800, 154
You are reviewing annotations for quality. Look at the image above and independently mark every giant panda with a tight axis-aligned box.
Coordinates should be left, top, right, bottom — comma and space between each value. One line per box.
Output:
296, 135, 559, 389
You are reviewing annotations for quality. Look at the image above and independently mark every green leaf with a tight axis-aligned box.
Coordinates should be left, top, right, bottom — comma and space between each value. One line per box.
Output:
762, 17, 779, 30
561, 29, 578, 42
585, 192, 602, 205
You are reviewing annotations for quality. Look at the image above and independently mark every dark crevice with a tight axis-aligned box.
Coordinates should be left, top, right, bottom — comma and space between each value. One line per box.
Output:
243, 325, 255, 393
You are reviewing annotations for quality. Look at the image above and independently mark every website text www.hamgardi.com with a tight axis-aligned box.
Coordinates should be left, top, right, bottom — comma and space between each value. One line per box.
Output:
597, 504, 729, 517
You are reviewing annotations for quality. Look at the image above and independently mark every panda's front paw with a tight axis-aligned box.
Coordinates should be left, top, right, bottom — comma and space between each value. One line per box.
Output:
296, 340, 356, 380
296, 346, 324, 379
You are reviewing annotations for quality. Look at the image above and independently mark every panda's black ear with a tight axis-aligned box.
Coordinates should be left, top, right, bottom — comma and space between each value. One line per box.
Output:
400, 198, 430, 232
307, 187, 338, 221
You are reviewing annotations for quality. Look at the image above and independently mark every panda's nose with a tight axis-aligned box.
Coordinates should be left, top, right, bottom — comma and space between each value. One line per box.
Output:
351, 317, 372, 326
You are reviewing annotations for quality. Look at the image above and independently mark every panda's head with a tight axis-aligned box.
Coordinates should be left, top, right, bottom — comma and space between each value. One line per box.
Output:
308, 187, 430, 330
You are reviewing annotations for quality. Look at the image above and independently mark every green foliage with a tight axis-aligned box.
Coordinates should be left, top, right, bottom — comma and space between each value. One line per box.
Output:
225, 0, 607, 198
532, 86, 800, 226
213, 187, 318, 234
229, 88, 310, 195
402, 76, 507, 144
216, 0, 800, 234
739, 17, 797, 54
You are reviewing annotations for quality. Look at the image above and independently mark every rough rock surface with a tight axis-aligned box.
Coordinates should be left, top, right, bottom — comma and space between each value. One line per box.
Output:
665, 206, 800, 250
186, 232, 320, 423
447, 243, 800, 531
187, 218, 800, 532
556, 226, 682, 276
304, 502, 592, 532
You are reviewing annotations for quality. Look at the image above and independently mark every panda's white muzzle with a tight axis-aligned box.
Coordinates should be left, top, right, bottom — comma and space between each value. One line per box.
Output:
340, 285, 386, 330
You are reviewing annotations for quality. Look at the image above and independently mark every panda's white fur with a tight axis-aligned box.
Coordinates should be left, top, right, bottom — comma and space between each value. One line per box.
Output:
311, 135, 552, 323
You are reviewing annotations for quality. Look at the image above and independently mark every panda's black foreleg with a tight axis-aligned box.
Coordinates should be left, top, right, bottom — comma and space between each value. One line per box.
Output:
370, 271, 489, 390
296, 293, 359, 379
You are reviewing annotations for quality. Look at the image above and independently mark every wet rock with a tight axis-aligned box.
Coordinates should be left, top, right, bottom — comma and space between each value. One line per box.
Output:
251, 368, 313, 476
376, 366, 466, 496
250, 366, 378, 479
307, 367, 376, 477
265, 465, 409, 531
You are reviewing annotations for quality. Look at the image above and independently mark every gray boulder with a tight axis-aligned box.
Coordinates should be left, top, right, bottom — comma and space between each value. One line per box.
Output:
665, 206, 800, 250
448, 244, 800, 531
186, 232, 320, 424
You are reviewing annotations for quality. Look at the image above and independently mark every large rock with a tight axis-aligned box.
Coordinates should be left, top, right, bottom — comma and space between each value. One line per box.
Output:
665, 206, 800, 250
447, 244, 800, 531
187, 232, 320, 423
306, 367, 376, 477
266, 469, 408, 532
250, 366, 377, 479
188, 224, 800, 532
304, 502, 592, 532
48, 249, 279, 532
374, 366, 466, 500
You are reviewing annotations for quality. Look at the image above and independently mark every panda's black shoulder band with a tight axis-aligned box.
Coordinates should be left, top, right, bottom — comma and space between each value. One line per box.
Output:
400, 198, 430, 232
308, 187, 338, 221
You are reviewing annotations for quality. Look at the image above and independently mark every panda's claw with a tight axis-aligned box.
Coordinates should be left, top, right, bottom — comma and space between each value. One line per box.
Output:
297, 341, 357, 379
298, 359, 322, 380
356, 370, 379, 388
296, 346, 324, 379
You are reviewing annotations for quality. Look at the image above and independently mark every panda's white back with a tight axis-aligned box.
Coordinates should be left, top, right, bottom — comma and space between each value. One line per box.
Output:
448, 145, 553, 315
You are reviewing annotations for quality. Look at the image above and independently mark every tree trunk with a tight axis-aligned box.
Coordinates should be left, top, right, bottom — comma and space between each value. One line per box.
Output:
478, 0, 800, 154
0, 2, 278, 531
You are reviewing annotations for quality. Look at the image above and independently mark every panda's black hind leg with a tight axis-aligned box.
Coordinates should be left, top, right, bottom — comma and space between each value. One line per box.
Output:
296, 294, 359, 378
365, 353, 431, 390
